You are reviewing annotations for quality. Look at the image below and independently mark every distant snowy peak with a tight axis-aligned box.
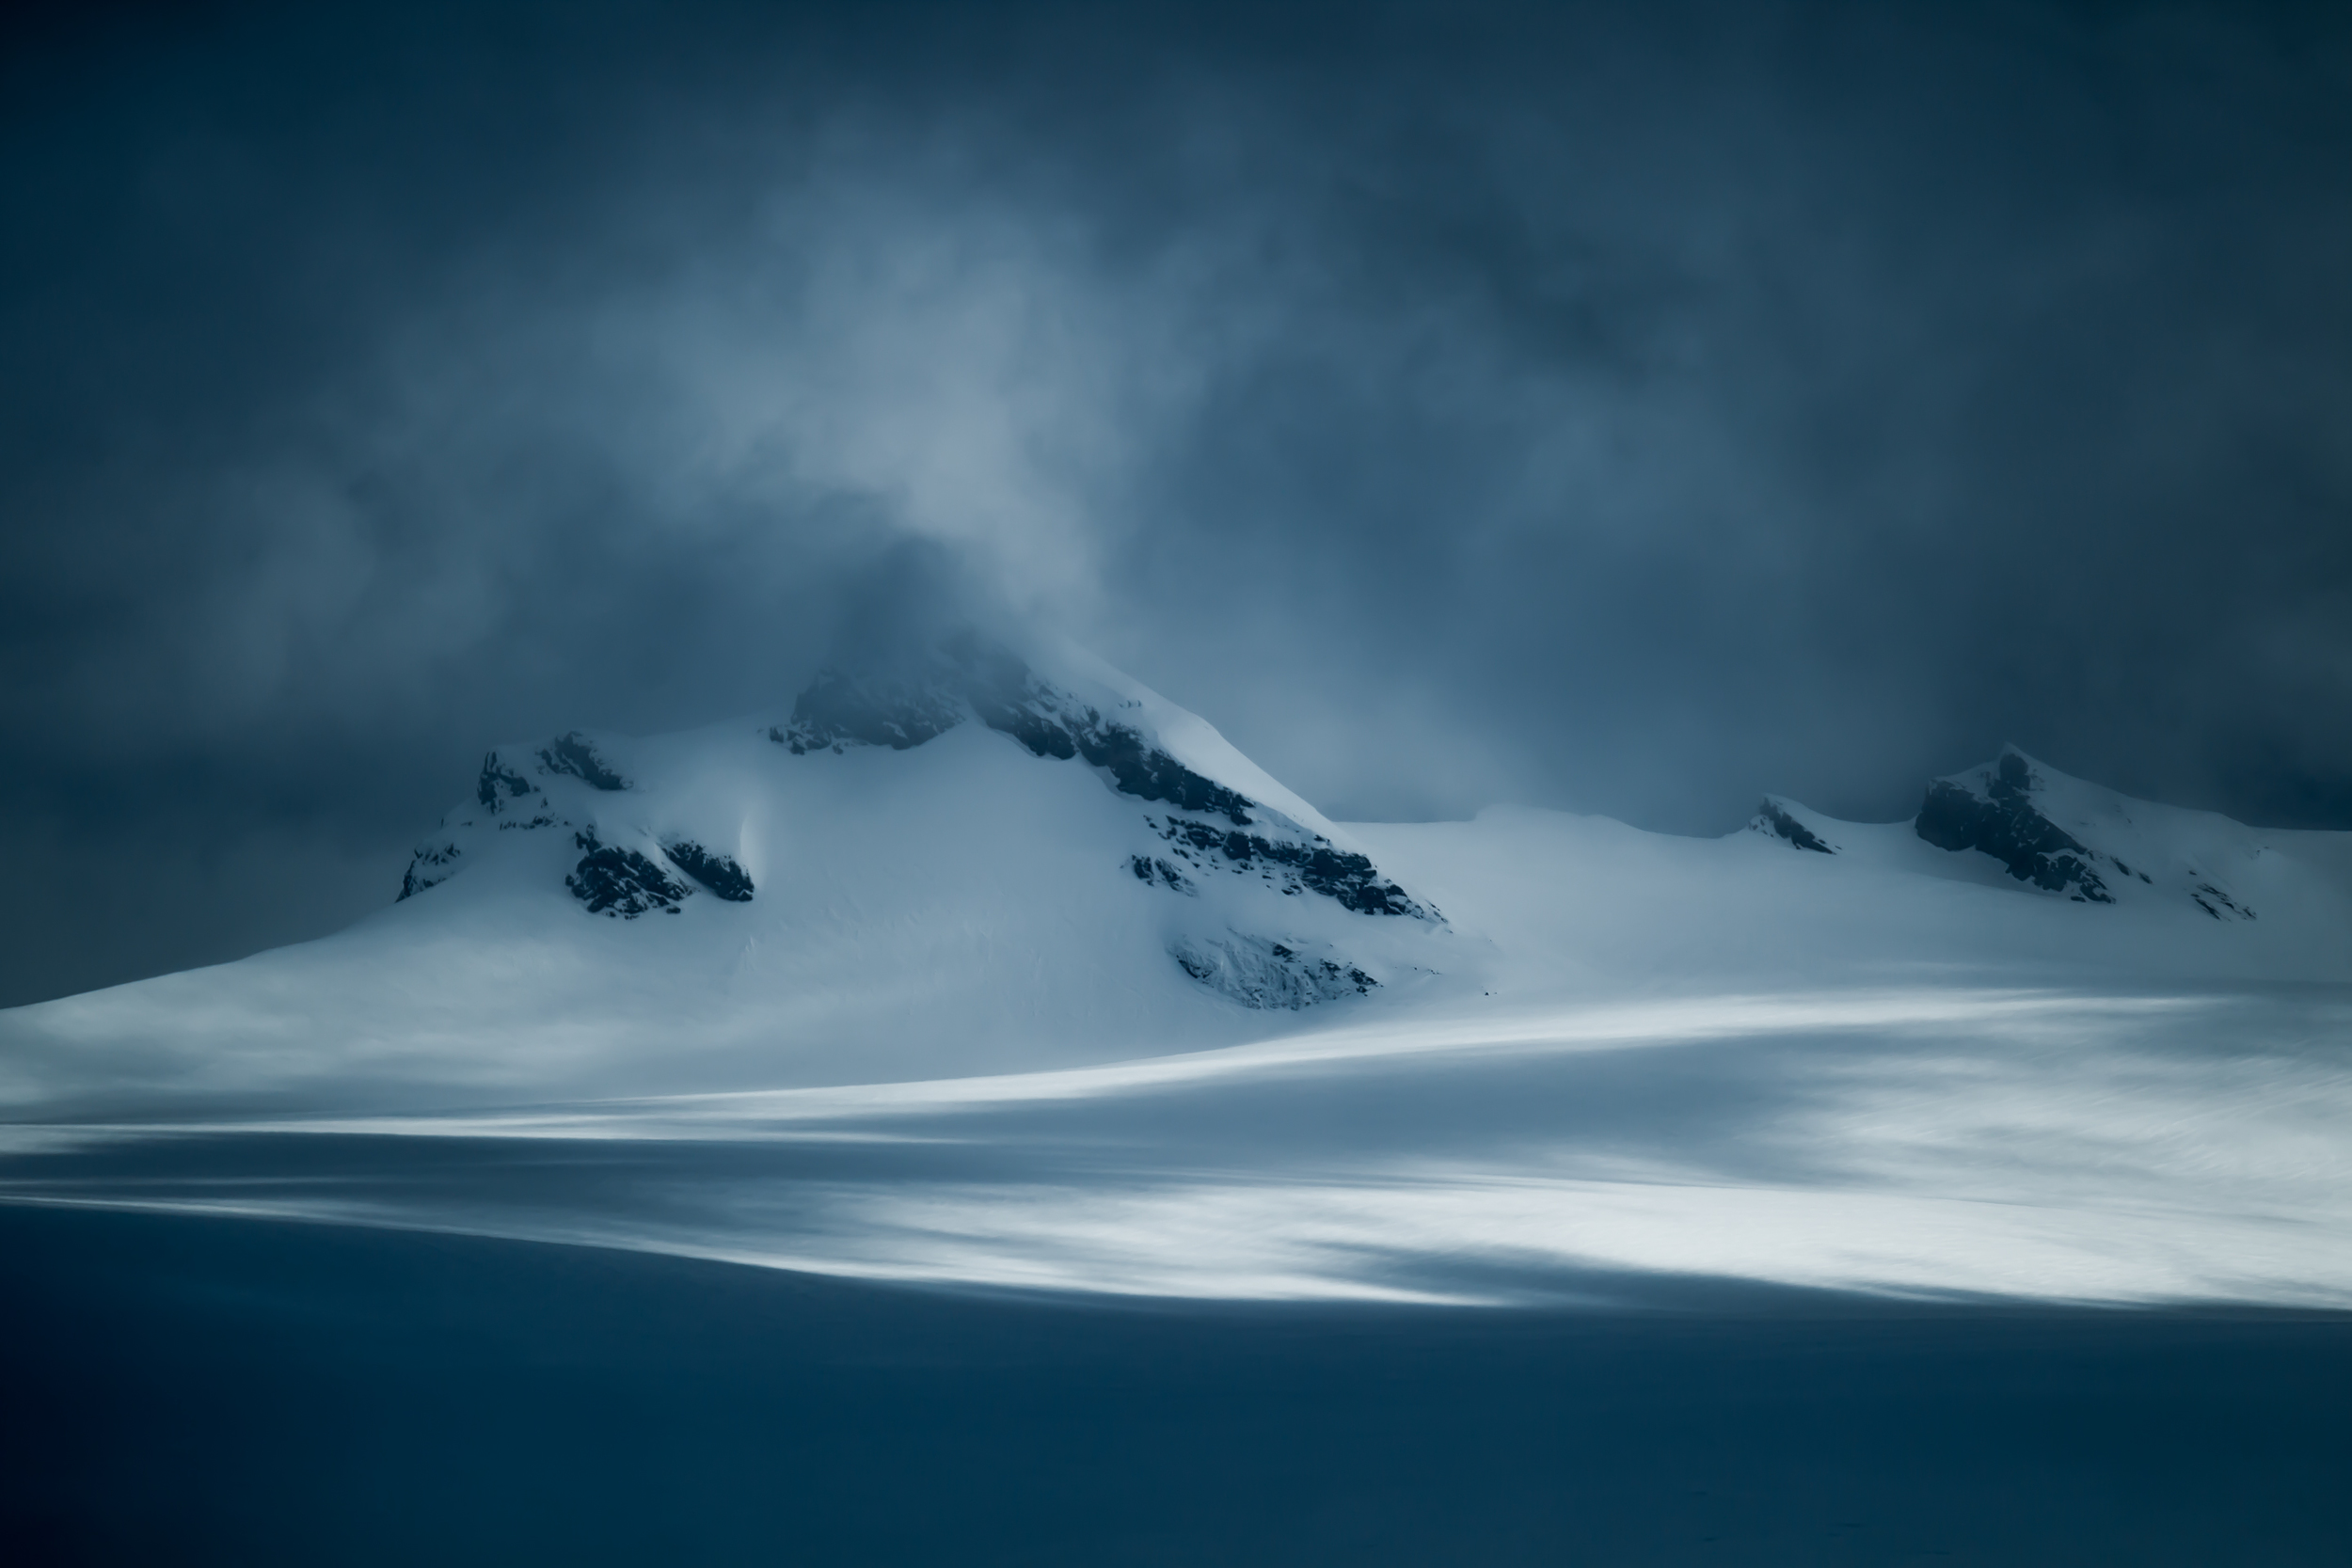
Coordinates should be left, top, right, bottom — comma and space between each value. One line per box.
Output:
1916, 751, 2116, 903
769, 640, 1434, 921
1915, 748, 2255, 920
1741, 750, 2272, 923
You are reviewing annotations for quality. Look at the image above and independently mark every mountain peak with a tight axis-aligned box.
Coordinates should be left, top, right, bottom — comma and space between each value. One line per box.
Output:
755, 638, 1432, 921
1912, 750, 2263, 920
1915, 751, 2117, 903
389, 639, 1439, 1018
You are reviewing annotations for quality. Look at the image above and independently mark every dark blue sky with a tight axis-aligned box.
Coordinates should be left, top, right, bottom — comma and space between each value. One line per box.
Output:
4, 0, 2349, 1004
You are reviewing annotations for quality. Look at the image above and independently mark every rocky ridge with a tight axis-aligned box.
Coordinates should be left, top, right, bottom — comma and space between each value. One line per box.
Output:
1907, 748, 2259, 920
764, 640, 1435, 1006
1915, 751, 2119, 903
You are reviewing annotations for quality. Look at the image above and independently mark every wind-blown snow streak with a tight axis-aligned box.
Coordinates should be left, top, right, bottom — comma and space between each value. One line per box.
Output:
7, 984, 2350, 1307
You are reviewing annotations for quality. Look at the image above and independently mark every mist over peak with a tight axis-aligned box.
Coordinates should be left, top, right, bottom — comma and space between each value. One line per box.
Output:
4, 0, 2351, 1005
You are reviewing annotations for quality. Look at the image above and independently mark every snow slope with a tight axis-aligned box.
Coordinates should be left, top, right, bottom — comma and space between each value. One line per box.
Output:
1366, 745, 2352, 1006
4, 656, 2351, 1308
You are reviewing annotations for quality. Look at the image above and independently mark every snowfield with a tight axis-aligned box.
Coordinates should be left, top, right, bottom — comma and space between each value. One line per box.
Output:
3, 641, 2349, 1307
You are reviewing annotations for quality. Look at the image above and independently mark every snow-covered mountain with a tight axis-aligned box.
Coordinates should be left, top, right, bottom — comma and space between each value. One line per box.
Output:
1, 655, 2347, 1117
399, 634, 1438, 1007
1744, 744, 2330, 928
0, 641, 1465, 1109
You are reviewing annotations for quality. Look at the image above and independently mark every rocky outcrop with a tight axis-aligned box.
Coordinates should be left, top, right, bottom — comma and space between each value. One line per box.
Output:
476, 756, 537, 813
1915, 752, 2112, 903
1146, 816, 1426, 916
961, 660, 1257, 826
1169, 934, 1378, 1009
566, 831, 689, 917
1129, 855, 1197, 895
397, 841, 461, 901
2190, 882, 2256, 922
663, 840, 755, 902
538, 733, 629, 791
1751, 799, 1836, 854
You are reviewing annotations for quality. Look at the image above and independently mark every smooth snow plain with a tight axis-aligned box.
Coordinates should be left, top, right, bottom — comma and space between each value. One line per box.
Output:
4, 655, 2349, 1309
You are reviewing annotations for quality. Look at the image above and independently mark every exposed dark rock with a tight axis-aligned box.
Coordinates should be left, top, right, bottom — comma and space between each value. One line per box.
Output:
397, 842, 460, 901
953, 641, 1079, 760
566, 830, 690, 918
987, 704, 1254, 825
2190, 882, 2256, 922
1170, 933, 1378, 1008
954, 652, 1258, 825
1915, 752, 2112, 903
476, 755, 536, 813
984, 702, 1257, 826
771, 670, 965, 753
1150, 817, 1426, 916
664, 840, 755, 902
1754, 799, 1836, 854
1129, 854, 1196, 894
1070, 721, 1255, 825
538, 733, 629, 791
